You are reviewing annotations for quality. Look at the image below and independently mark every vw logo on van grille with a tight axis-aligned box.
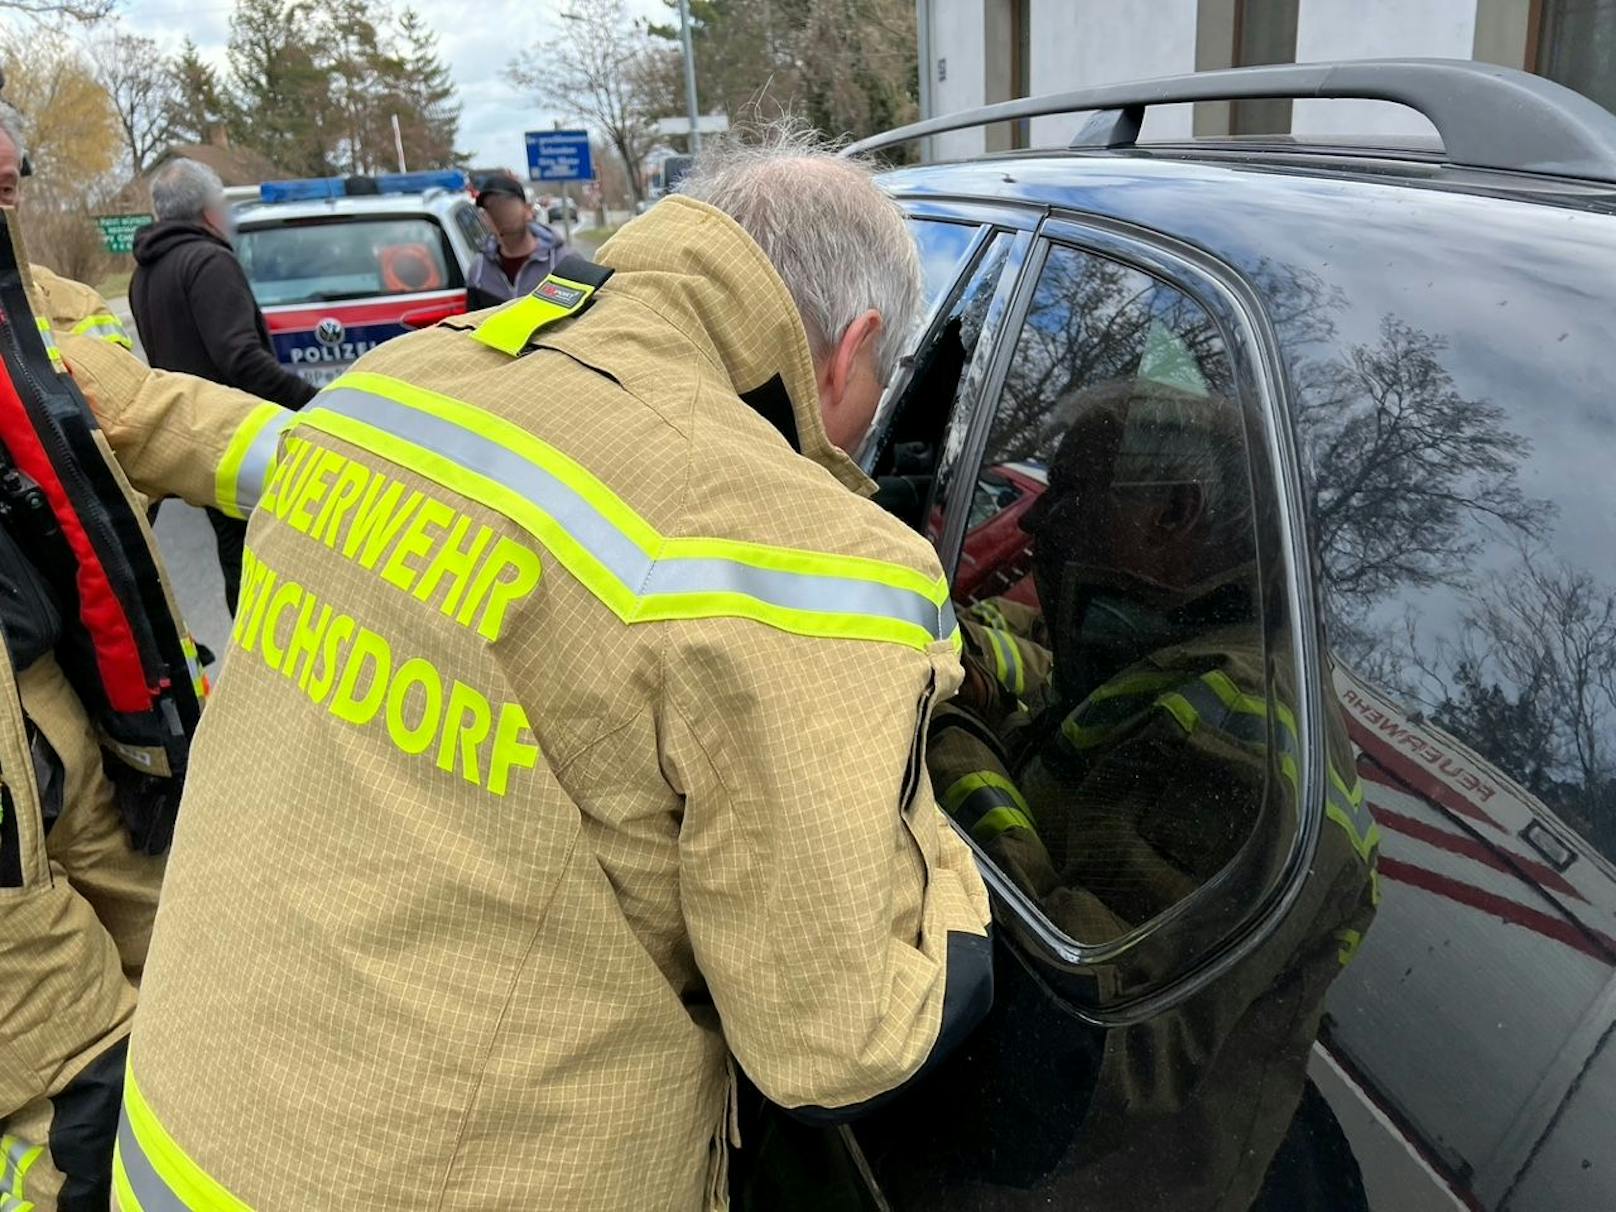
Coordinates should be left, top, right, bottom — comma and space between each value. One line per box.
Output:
314, 317, 346, 346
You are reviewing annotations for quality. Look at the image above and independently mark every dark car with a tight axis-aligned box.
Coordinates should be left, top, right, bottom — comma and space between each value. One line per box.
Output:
730, 60, 1616, 1212
546, 195, 580, 223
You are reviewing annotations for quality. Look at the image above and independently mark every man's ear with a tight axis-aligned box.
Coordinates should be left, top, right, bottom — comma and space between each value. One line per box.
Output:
818, 309, 882, 411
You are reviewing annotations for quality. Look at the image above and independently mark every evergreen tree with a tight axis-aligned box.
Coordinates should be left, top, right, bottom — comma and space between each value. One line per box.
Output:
164, 39, 234, 147
226, 0, 333, 176
393, 7, 462, 168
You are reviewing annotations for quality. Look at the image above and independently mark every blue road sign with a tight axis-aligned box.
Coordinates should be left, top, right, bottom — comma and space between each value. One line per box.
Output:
526, 130, 594, 182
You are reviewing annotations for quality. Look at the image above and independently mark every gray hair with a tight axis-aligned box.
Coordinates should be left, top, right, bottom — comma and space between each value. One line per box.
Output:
151, 158, 225, 223
679, 125, 921, 384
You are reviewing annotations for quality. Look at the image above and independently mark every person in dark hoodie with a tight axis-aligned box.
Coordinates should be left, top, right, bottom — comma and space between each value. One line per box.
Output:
130, 157, 316, 614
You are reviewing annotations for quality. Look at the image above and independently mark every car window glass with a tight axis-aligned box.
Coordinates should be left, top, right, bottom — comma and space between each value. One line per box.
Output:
236, 216, 463, 306
907, 218, 981, 313
867, 232, 1013, 531
967, 471, 1021, 531
454, 203, 489, 250
931, 242, 1277, 948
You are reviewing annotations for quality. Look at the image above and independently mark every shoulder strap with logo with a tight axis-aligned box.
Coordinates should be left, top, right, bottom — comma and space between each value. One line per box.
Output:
472, 253, 615, 356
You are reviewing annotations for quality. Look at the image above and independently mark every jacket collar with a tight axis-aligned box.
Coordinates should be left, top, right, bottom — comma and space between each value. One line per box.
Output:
596, 196, 874, 495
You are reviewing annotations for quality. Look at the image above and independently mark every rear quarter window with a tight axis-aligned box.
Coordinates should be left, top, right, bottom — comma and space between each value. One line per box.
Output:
237, 215, 463, 306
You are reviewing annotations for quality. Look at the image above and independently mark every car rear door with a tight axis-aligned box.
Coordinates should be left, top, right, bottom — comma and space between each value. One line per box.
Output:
237, 211, 468, 388
832, 212, 1345, 1210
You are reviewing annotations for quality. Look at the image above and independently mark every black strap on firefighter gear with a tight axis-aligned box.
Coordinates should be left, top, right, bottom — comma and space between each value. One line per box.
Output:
0, 212, 201, 854
472, 253, 615, 356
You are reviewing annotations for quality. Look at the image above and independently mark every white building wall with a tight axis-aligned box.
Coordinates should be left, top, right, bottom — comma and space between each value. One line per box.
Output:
1027, 0, 1201, 145
1293, 0, 1478, 137
926, 0, 992, 160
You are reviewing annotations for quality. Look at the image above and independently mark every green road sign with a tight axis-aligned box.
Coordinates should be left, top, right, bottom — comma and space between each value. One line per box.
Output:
95, 213, 151, 255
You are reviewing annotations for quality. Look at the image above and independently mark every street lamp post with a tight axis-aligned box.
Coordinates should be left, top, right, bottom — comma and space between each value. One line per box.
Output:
678, 0, 702, 154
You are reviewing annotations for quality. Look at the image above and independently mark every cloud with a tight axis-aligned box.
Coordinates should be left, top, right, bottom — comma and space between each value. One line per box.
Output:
118, 0, 670, 169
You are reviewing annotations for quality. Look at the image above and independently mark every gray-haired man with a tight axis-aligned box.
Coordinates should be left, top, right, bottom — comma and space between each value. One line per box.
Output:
130, 157, 315, 613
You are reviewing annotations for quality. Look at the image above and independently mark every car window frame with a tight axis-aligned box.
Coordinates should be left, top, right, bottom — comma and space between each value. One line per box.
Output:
450, 201, 488, 260
931, 211, 1330, 1026
857, 197, 1043, 476
859, 223, 1034, 484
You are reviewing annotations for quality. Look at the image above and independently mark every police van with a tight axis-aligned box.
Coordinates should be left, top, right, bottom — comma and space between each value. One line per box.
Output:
233, 171, 486, 388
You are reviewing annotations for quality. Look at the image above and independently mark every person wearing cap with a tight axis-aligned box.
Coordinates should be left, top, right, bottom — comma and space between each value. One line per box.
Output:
465, 171, 566, 309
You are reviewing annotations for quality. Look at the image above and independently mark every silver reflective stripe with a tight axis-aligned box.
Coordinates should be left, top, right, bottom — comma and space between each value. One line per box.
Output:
0, 1195, 33, 1211
309, 387, 952, 640
117, 1115, 189, 1212
237, 409, 296, 515
0, 1136, 38, 1198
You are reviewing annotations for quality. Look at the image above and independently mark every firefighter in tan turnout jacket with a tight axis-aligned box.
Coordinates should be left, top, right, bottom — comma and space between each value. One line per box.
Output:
0, 211, 291, 1212
116, 144, 993, 1210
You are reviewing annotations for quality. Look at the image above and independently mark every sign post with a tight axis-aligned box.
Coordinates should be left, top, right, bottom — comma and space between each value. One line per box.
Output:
525, 129, 594, 246
94, 213, 152, 256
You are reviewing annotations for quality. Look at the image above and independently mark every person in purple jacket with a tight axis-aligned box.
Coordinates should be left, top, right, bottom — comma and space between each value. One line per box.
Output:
465, 172, 566, 310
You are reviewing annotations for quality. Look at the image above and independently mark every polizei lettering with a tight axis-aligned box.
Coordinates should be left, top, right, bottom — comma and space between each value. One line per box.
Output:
290, 340, 380, 364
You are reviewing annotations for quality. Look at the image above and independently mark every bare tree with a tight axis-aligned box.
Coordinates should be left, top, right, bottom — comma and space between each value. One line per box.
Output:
87, 28, 178, 177
0, 0, 113, 21
507, 0, 659, 203
1422, 552, 1616, 850
1297, 316, 1550, 614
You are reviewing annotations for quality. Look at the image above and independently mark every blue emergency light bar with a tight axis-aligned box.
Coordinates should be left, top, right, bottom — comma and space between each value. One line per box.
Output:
258, 170, 468, 204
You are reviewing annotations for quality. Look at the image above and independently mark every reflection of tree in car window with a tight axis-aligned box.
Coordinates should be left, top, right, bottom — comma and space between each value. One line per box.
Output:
1258, 254, 1616, 860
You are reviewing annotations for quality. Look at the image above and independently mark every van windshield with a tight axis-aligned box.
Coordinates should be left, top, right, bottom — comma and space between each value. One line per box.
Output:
236, 216, 462, 307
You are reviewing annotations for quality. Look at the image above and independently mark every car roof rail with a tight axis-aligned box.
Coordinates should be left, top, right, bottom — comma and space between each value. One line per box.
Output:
845, 58, 1616, 182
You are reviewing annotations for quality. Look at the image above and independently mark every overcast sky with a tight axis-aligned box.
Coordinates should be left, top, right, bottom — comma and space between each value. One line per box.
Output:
116, 0, 670, 171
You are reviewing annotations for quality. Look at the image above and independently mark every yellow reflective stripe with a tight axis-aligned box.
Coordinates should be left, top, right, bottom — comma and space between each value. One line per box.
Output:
1088, 669, 1186, 702
981, 625, 1025, 697
122, 1063, 254, 1211
1154, 691, 1200, 736
0, 1196, 36, 1212
215, 403, 290, 520
34, 319, 64, 372
1336, 927, 1363, 966
972, 804, 1037, 843
297, 373, 957, 651
338, 372, 950, 600
983, 624, 1013, 692
180, 634, 208, 703
0, 1136, 43, 1199
473, 274, 598, 355
71, 314, 133, 349
940, 769, 1039, 844
941, 769, 1032, 819
971, 599, 1009, 631
338, 370, 664, 548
